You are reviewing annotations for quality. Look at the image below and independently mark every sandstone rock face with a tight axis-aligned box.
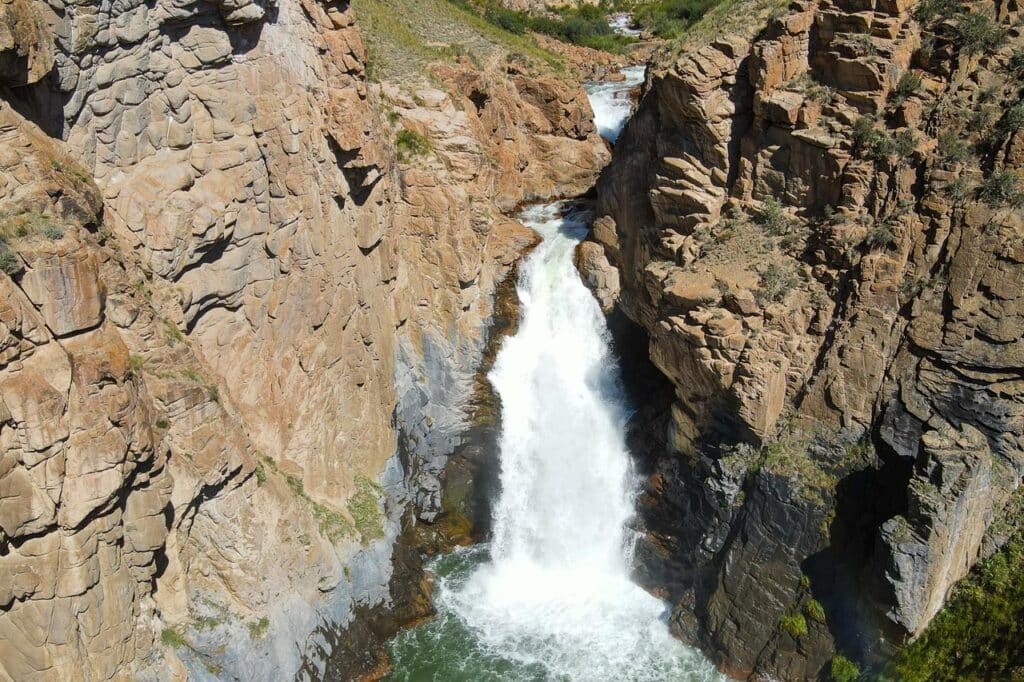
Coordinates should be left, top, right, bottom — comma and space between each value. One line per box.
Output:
584, 0, 1024, 677
0, 0, 608, 679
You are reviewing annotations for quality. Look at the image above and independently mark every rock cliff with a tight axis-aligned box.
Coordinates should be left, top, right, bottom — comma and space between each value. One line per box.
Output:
581, 0, 1023, 677
0, 0, 607, 679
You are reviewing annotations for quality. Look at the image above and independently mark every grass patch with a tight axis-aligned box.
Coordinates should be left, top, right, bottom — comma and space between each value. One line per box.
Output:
780, 612, 808, 638
248, 616, 270, 640
351, 0, 562, 79
160, 627, 187, 648
396, 129, 432, 162
634, 0, 724, 38
804, 598, 826, 623
830, 654, 861, 682
978, 171, 1024, 209
349, 475, 385, 541
885, 530, 1024, 681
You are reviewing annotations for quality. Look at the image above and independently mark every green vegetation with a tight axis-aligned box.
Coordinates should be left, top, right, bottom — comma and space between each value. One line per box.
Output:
352, 0, 562, 79
0, 248, 20, 276
830, 654, 861, 682
937, 130, 969, 165
852, 117, 897, 162
633, 0, 722, 38
998, 103, 1024, 137
463, 1, 635, 52
779, 612, 808, 638
155, 418, 169, 430
129, 354, 146, 373
754, 196, 790, 236
891, 70, 922, 106
950, 11, 1006, 55
254, 462, 267, 486
757, 262, 800, 304
395, 129, 432, 162
866, 222, 896, 250
886, 530, 1024, 681
978, 170, 1024, 209
349, 475, 385, 541
160, 627, 187, 648
1008, 48, 1024, 76
804, 598, 826, 623
248, 616, 270, 640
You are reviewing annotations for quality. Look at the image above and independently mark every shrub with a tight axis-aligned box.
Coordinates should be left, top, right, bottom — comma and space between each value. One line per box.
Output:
892, 70, 922, 105
1008, 48, 1024, 76
937, 130, 969, 164
633, 0, 720, 37
248, 616, 270, 640
895, 129, 917, 157
255, 462, 267, 486
160, 628, 187, 648
155, 418, 169, 430
759, 262, 800, 304
780, 612, 808, 638
978, 171, 1024, 208
997, 103, 1024, 137
914, 0, 958, 22
805, 598, 827, 623
755, 196, 790, 235
483, 6, 527, 34
349, 475, 384, 541
395, 129, 431, 161
831, 655, 860, 682
951, 12, 1007, 55
0, 248, 20, 276
42, 225, 64, 240
852, 117, 895, 161
866, 223, 896, 250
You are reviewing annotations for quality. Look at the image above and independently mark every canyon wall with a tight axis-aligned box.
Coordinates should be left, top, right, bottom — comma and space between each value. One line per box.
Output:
581, 0, 1023, 677
0, 0, 607, 679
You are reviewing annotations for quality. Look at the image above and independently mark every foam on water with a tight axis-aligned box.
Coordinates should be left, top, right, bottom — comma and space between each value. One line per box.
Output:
588, 65, 645, 144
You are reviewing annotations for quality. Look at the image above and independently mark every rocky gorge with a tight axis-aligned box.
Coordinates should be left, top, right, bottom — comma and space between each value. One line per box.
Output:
578, 0, 1024, 678
0, 0, 1021, 680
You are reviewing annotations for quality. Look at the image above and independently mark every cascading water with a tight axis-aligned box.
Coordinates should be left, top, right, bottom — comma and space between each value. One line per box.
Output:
587, 65, 646, 144
385, 68, 722, 681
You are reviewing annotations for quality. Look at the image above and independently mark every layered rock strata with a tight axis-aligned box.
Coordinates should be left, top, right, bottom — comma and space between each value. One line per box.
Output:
0, 0, 607, 679
581, 0, 1023, 677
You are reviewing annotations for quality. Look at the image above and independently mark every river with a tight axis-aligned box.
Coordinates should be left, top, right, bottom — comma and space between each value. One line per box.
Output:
384, 67, 722, 682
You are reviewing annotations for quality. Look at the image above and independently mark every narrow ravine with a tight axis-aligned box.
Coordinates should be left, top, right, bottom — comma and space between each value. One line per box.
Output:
385, 69, 721, 681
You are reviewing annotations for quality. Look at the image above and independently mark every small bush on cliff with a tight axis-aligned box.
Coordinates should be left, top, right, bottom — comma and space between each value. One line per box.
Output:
914, 0, 957, 22
830, 655, 860, 682
248, 617, 270, 639
804, 598, 826, 623
997, 103, 1024, 137
978, 171, 1024, 208
950, 12, 1007, 56
852, 117, 896, 162
160, 628, 187, 648
1008, 48, 1024, 76
891, 70, 922, 106
758, 263, 800, 304
395, 129, 431, 161
349, 475, 385, 541
779, 612, 808, 638
0, 248, 20, 276
755, 196, 790, 236
937, 130, 969, 165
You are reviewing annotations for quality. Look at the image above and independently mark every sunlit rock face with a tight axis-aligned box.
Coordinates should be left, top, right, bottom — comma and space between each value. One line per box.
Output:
0, 0, 609, 678
579, 0, 1024, 677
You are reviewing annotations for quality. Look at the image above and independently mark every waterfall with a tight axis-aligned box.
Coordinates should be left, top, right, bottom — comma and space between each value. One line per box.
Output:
587, 65, 646, 144
385, 67, 721, 682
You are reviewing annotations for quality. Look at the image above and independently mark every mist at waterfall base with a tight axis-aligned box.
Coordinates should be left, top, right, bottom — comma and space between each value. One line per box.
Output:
385, 203, 721, 681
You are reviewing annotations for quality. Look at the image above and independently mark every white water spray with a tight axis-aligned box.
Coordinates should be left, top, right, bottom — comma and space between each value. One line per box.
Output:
385, 67, 721, 681
588, 65, 646, 143
438, 204, 721, 680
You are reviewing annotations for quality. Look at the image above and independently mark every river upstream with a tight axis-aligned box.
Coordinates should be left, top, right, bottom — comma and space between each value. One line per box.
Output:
385, 67, 722, 682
